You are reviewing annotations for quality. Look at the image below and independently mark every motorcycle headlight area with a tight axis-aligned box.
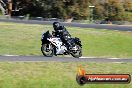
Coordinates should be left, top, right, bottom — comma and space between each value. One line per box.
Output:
41, 35, 44, 39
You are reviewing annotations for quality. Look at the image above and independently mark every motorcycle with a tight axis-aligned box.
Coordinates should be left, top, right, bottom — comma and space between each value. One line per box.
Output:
41, 31, 82, 58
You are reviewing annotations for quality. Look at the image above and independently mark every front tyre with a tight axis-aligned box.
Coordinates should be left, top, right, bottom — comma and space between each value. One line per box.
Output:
41, 43, 54, 57
71, 44, 82, 58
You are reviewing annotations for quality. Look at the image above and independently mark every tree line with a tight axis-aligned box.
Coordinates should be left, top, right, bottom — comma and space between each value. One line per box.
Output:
10, 0, 132, 21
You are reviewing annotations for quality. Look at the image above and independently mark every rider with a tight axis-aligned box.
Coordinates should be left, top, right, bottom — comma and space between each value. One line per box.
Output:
53, 22, 73, 50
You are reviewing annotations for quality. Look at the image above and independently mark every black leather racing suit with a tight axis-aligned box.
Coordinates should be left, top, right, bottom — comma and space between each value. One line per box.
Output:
54, 26, 72, 49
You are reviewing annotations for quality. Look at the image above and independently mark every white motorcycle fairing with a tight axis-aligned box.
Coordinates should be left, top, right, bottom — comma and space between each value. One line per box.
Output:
47, 37, 67, 54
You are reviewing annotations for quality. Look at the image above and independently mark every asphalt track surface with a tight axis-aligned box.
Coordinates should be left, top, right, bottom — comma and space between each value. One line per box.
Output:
0, 19, 132, 31
0, 56, 132, 63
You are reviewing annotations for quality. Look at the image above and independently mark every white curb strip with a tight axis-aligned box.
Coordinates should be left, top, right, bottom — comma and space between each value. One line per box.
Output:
80, 57, 122, 59
2, 55, 19, 56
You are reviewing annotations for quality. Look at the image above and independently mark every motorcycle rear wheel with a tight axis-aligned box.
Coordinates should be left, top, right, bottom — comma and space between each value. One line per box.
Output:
70, 44, 82, 58
41, 43, 54, 57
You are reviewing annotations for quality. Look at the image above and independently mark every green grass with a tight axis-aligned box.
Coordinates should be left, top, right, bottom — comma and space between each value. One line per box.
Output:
0, 22, 132, 58
0, 62, 131, 88
0, 22, 132, 87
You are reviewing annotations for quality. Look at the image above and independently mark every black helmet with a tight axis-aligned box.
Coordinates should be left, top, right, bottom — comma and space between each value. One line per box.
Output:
53, 22, 60, 31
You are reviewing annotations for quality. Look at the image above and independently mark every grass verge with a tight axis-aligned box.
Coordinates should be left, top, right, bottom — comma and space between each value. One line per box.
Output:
0, 62, 131, 88
0, 22, 132, 58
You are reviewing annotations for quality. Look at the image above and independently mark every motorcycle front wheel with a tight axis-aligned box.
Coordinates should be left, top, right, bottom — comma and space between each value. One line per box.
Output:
70, 44, 82, 58
41, 43, 54, 57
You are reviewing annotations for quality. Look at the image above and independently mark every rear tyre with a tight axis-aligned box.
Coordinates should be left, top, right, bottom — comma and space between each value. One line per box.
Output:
71, 44, 82, 58
41, 43, 54, 57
